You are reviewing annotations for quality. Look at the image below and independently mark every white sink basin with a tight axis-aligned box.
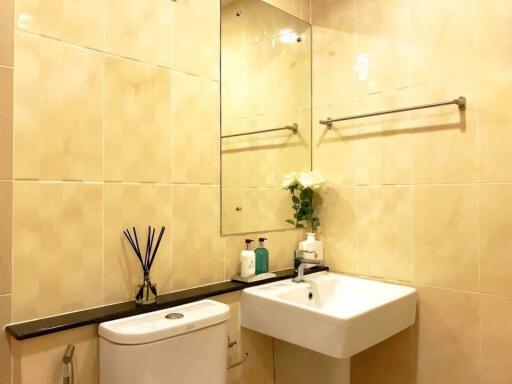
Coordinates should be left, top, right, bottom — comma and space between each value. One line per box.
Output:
241, 271, 417, 359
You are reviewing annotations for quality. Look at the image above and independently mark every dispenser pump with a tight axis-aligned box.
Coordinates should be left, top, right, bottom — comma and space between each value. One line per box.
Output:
245, 239, 254, 249
258, 237, 267, 247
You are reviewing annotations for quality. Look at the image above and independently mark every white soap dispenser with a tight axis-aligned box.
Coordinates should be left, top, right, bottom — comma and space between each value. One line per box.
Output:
241, 239, 256, 278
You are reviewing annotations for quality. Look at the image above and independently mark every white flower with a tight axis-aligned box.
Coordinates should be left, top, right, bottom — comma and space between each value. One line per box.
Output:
297, 171, 326, 190
281, 172, 299, 189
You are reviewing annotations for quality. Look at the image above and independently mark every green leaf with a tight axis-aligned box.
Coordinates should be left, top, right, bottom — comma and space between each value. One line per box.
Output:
292, 195, 300, 204
296, 223, 305, 228
286, 219, 295, 225
300, 200, 310, 208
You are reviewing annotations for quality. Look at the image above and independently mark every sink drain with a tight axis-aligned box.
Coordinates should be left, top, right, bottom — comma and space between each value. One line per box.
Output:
165, 313, 184, 320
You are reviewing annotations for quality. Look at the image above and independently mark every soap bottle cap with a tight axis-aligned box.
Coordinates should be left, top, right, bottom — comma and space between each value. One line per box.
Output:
245, 239, 254, 249
258, 237, 267, 246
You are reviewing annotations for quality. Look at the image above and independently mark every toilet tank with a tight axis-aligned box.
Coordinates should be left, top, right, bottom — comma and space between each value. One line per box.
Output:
99, 300, 230, 384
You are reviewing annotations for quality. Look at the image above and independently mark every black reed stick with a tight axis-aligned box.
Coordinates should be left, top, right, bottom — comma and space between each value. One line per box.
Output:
144, 226, 151, 272
132, 227, 141, 263
123, 230, 144, 269
148, 227, 156, 270
148, 226, 165, 271
123, 226, 166, 275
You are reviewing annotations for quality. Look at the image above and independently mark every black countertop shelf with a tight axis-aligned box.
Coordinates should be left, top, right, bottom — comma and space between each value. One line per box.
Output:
5, 266, 329, 341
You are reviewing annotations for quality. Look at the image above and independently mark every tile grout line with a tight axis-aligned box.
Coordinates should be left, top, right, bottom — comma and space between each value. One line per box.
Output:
14, 29, 220, 84
475, 79, 483, 384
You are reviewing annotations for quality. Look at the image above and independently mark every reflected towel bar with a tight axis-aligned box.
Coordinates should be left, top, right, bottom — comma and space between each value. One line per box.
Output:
319, 97, 466, 128
221, 123, 298, 138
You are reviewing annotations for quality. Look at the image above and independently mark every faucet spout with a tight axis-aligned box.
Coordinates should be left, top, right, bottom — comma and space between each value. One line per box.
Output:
293, 250, 322, 283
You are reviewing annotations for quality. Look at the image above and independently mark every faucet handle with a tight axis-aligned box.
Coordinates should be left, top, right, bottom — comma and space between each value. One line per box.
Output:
294, 249, 321, 265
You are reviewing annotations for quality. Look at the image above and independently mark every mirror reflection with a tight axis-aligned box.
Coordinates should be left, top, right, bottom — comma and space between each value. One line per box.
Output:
221, 0, 312, 234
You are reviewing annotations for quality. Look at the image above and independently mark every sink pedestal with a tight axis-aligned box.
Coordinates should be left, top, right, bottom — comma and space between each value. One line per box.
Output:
274, 340, 350, 384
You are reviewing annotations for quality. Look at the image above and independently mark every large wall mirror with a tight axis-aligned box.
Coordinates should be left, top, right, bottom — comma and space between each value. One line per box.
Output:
220, 0, 312, 235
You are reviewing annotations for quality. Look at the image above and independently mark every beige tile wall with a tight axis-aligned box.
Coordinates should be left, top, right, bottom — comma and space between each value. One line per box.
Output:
1, 1, 309, 383
312, 0, 512, 383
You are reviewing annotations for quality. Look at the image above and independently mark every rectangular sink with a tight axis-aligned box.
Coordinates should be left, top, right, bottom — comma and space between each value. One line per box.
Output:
241, 271, 416, 359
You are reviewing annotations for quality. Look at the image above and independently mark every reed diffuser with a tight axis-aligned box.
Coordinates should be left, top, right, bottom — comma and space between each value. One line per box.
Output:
123, 226, 166, 305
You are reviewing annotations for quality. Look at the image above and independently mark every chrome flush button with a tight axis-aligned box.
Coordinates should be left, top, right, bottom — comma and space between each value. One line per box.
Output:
165, 313, 184, 320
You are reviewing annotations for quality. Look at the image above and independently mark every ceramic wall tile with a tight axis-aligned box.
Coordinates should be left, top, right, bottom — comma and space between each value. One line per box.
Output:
414, 286, 480, 384
477, 69, 512, 183
15, 0, 104, 50
105, 0, 171, 67
409, 0, 477, 85
171, 0, 220, 81
479, 184, 512, 297
407, 78, 477, 184
316, 187, 358, 274
312, 11, 355, 107
104, 57, 171, 183
354, 90, 412, 185
352, 328, 414, 384
171, 72, 220, 184
103, 183, 172, 304
240, 328, 274, 384
354, 0, 411, 95
412, 185, 479, 291
171, 185, 224, 290
0, 182, 12, 295
312, 104, 358, 187
0, 295, 11, 384
357, 186, 412, 281
11, 325, 98, 384
12, 182, 103, 321
0, 67, 12, 180
14, 32, 103, 181
480, 294, 512, 384
476, 0, 512, 72
0, 0, 13, 66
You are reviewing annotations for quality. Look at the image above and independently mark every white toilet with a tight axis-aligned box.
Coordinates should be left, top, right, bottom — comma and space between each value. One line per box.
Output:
99, 299, 230, 384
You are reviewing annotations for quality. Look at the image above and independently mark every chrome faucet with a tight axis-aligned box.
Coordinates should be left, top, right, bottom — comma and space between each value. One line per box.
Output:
293, 250, 321, 283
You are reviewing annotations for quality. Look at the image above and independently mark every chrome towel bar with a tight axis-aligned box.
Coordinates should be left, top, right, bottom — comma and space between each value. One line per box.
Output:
221, 123, 298, 138
319, 97, 466, 128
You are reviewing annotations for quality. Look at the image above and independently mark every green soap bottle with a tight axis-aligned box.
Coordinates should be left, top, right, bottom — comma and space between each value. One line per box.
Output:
255, 237, 269, 274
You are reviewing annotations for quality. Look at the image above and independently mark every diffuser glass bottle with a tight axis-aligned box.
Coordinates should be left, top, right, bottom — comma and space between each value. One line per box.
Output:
124, 226, 165, 306
135, 270, 157, 305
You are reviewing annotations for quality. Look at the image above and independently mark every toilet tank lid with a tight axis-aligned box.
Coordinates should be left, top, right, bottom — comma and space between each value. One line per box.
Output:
98, 300, 230, 345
